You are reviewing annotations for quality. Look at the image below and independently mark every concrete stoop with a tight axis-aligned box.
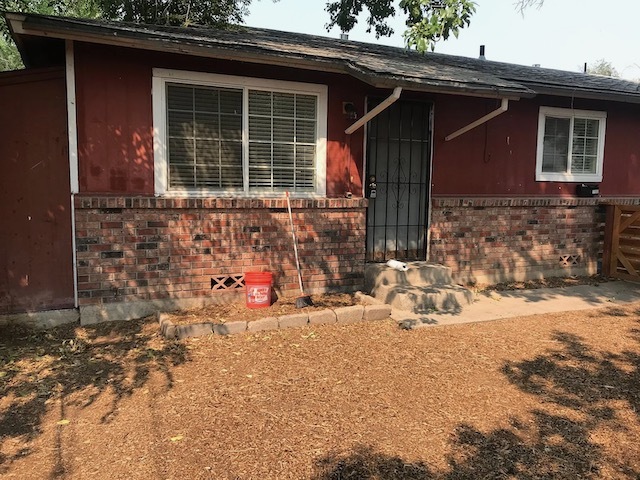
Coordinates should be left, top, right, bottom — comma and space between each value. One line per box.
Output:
373, 283, 474, 314
366, 262, 475, 314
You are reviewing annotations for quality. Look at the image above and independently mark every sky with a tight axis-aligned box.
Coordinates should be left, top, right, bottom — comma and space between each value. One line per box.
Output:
246, 0, 640, 81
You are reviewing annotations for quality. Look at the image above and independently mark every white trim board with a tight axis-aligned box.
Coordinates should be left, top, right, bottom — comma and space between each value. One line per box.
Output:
65, 40, 79, 308
65, 40, 79, 193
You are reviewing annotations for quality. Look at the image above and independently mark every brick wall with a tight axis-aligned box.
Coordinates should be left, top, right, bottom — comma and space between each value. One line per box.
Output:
74, 196, 367, 308
429, 197, 635, 284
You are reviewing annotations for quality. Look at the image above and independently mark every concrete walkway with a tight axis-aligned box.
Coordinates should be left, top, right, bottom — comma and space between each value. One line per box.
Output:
392, 280, 640, 329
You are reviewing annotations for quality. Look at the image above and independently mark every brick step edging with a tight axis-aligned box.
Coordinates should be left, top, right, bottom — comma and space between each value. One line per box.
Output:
158, 295, 391, 340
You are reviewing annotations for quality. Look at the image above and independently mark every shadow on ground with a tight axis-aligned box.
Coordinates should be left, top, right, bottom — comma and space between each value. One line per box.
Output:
0, 318, 189, 477
312, 308, 640, 479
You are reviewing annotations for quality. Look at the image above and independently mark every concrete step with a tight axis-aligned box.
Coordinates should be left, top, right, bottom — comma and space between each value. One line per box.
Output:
372, 283, 475, 314
365, 261, 454, 291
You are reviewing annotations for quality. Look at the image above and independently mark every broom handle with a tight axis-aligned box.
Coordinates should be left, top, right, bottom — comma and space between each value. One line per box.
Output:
286, 192, 305, 294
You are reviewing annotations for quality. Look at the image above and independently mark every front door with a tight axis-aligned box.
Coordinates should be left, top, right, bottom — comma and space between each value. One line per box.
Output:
365, 98, 432, 262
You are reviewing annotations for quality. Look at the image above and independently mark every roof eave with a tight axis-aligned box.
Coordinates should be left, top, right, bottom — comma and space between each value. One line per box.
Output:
522, 83, 640, 105
8, 13, 532, 99
16, 13, 635, 104
344, 63, 532, 99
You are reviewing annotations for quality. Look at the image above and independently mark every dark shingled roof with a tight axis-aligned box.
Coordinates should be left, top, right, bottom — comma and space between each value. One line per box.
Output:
6, 12, 640, 103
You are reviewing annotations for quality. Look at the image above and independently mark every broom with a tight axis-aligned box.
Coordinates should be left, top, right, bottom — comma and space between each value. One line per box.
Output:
285, 192, 313, 308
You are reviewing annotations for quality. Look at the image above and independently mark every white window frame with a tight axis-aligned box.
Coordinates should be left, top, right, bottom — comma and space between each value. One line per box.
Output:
152, 68, 328, 197
535, 106, 606, 183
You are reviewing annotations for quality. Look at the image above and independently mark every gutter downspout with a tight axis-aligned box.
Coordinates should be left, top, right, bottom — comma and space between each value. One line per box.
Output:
345, 87, 402, 134
445, 98, 510, 141
65, 39, 79, 309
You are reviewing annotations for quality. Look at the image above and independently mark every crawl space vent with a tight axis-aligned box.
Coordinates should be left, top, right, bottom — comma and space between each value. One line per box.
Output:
559, 255, 580, 267
210, 274, 245, 291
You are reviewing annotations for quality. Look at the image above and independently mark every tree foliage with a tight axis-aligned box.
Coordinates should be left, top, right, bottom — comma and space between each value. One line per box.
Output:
587, 59, 619, 78
0, 0, 101, 36
97, 0, 252, 27
0, 29, 20, 69
0, 0, 547, 71
326, 0, 475, 52
0, 0, 255, 70
1, 0, 103, 69
1, 0, 252, 27
515, 0, 544, 14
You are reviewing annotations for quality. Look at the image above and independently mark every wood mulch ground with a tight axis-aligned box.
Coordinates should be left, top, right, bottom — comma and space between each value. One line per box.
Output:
165, 275, 609, 326
165, 293, 361, 325
2, 283, 639, 479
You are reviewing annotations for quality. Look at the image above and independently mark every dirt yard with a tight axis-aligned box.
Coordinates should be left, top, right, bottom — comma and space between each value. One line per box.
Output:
1, 300, 640, 479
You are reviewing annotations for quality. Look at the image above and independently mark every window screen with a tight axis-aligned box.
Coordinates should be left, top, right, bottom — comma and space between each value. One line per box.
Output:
166, 84, 243, 189
248, 90, 317, 191
166, 84, 318, 193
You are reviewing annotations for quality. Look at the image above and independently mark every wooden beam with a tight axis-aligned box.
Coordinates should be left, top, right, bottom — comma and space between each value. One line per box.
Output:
602, 204, 615, 276
608, 206, 622, 277
617, 251, 638, 276
619, 210, 640, 233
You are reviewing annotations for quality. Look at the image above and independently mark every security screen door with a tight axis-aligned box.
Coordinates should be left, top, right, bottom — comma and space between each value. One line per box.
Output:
365, 98, 432, 261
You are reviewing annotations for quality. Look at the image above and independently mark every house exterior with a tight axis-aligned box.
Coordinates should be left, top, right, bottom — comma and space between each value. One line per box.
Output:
2, 12, 640, 325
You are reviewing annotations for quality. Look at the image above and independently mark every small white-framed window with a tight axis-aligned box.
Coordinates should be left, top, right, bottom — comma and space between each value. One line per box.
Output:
535, 106, 606, 183
152, 68, 327, 196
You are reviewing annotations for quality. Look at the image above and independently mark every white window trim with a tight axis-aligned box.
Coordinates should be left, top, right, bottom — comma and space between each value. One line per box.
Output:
535, 106, 606, 183
152, 68, 328, 197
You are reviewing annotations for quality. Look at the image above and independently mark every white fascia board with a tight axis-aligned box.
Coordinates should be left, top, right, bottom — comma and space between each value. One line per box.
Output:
4, 13, 27, 34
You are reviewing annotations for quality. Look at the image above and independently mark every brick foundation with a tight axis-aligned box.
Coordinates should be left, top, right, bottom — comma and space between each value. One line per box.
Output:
62, 194, 640, 322
429, 197, 638, 284
74, 196, 367, 314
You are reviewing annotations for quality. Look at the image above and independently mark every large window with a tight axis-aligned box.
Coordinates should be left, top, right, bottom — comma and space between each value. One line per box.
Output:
153, 69, 327, 196
536, 107, 606, 182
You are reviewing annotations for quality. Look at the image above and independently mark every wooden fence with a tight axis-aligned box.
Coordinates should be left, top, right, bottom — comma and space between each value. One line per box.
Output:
603, 204, 640, 281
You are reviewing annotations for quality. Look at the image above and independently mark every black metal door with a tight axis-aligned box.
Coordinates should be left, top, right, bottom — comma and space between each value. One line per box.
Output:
366, 99, 432, 262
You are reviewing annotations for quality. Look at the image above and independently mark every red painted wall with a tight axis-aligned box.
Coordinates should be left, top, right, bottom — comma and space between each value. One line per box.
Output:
0, 68, 74, 313
74, 42, 640, 198
431, 94, 640, 196
74, 43, 366, 197
75, 44, 155, 194
599, 101, 640, 195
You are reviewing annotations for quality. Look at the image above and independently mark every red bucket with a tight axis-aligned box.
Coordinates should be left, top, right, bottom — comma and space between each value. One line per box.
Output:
245, 271, 273, 309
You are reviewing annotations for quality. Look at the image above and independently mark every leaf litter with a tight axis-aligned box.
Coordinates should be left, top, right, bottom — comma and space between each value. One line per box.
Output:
1, 288, 639, 479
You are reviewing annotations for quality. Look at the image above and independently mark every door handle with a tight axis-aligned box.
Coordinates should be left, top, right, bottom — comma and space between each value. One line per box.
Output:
367, 175, 377, 199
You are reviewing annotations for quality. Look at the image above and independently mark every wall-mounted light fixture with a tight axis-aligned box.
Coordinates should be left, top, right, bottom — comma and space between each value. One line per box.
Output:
342, 102, 358, 120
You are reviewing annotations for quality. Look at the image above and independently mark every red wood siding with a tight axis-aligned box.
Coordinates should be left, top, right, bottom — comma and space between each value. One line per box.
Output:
326, 81, 366, 196
73, 43, 366, 197
599, 103, 640, 196
0, 68, 74, 313
431, 94, 640, 196
75, 44, 155, 194
73, 42, 640, 199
